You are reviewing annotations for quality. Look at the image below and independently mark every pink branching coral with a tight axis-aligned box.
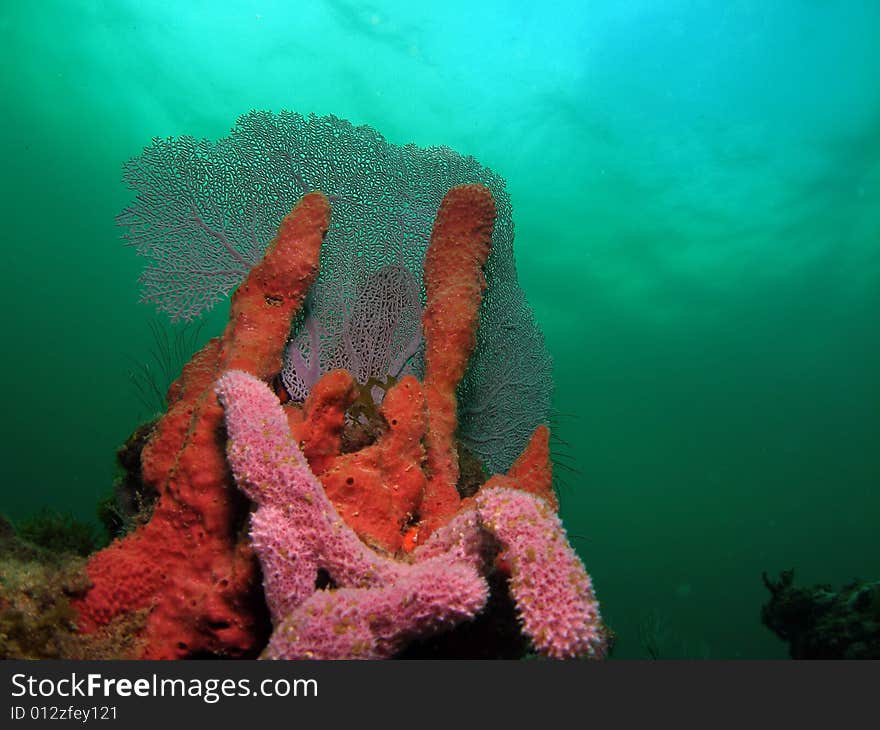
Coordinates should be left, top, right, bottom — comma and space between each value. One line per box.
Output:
216, 369, 607, 659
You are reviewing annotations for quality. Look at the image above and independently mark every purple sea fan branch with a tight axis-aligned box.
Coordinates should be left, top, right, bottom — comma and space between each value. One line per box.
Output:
120, 110, 553, 473
282, 264, 424, 400
117, 136, 263, 321
283, 316, 326, 401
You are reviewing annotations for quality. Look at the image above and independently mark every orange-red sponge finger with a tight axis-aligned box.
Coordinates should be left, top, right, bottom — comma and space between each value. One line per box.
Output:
421, 185, 496, 532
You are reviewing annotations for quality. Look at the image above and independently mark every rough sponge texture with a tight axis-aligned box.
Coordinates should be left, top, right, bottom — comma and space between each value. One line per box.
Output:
217, 369, 606, 660
266, 559, 488, 660
421, 184, 496, 533
482, 425, 557, 512
215, 369, 488, 658
118, 110, 551, 473
74, 193, 330, 659
316, 375, 429, 554
476, 488, 607, 659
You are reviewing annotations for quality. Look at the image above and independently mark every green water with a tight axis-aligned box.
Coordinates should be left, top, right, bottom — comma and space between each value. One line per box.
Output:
1, 1, 877, 659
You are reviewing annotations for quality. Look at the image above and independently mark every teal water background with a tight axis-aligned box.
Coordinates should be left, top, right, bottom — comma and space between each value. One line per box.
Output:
1, 1, 878, 658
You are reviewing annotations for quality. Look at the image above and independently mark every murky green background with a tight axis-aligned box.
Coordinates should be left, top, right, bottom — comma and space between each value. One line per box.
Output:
1, 1, 878, 658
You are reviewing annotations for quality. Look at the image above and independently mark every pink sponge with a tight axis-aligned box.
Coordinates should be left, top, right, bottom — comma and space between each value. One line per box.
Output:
216, 369, 487, 657
265, 558, 487, 659
476, 488, 607, 659
216, 369, 607, 659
